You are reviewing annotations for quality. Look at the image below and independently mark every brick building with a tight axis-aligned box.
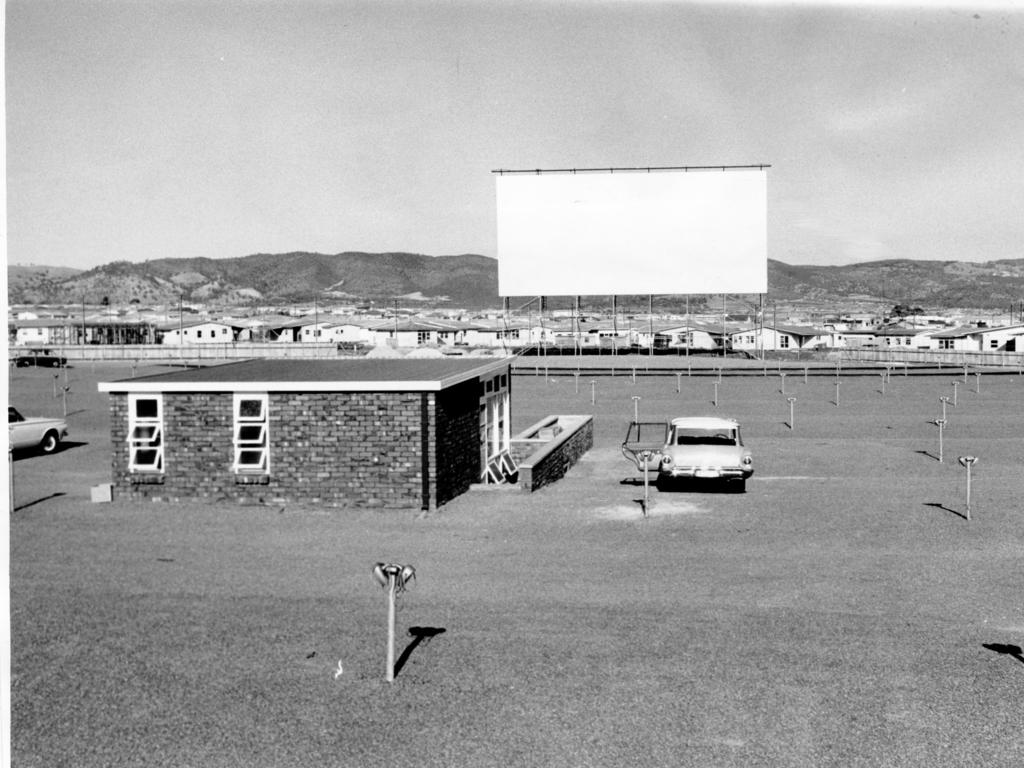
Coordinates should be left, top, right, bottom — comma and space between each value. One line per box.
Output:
98, 358, 512, 510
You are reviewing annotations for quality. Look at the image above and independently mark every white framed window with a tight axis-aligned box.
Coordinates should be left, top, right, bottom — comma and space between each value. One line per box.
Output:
417, 331, 430, 345
479, 371, 511, 481
128, 394, 164, 473
233, 393, 269, 474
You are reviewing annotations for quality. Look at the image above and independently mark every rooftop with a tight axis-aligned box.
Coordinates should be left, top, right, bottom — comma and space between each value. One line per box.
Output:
98, 357, 510, 393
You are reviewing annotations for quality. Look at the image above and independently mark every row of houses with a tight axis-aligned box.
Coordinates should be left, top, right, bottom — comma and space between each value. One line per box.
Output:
11, 314, 1024, 353
624, 321, 1024, 354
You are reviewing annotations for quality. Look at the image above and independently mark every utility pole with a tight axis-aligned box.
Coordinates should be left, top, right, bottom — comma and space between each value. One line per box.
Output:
648, 295, 654, 357
576, 295, 582, 356
178, 293, 184, 361
722, 294, 727, 358
612, 295, 617, 357
685, 294, 690, 359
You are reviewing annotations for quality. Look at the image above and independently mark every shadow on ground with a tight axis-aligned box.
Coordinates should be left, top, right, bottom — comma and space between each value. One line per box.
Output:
394, 626, 447, 678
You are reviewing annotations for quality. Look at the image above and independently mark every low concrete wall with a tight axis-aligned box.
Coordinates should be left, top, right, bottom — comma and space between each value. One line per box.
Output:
511, 415, 593, 492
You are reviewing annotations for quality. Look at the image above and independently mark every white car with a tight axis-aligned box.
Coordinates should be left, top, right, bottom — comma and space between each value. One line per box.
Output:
8, 406, 68, 454
623, 416, 753, 493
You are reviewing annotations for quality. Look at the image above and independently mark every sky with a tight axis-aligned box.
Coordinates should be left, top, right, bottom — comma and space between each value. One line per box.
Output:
5, 0, 1024, 270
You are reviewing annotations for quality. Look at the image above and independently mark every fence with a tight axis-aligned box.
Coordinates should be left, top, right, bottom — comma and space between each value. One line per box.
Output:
17, 342, 1024, 370
834, 348, 1024, 369
29, 342, 347, 363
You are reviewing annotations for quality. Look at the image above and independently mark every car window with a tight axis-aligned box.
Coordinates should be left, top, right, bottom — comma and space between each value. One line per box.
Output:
8, 407, 25, 423
674, 429, 737, 446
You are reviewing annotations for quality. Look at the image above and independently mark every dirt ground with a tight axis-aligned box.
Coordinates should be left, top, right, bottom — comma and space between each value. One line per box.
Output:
8, 361, 1024, 767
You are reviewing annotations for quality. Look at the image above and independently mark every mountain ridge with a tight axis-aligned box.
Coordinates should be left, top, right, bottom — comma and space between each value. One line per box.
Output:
8, 252, 1024, 310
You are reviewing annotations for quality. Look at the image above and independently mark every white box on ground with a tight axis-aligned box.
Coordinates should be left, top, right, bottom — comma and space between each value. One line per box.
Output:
90, 483, 112, 503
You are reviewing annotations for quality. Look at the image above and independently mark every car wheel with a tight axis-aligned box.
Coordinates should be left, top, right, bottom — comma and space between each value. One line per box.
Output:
655, 474, 670, 492
39, 431, 60, 454
730, 478, 746, 494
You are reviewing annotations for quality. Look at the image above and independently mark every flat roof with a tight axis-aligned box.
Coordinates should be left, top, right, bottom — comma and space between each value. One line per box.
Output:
98, 358, 510, 393
670, 416, 740, 429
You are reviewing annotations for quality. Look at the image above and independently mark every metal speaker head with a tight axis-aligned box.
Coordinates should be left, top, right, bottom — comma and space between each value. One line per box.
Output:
400, 565, 416, 585
372, 563, 388, 587
958, 456, 978, 467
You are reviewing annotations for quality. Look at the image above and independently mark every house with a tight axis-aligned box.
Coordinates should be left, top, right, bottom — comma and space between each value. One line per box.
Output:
646, 324, 721, 352
978, 324, 1024, 352
929, 324, 1024, 352
13, 316, 157, 345
826, 328, 878, 348
295, 320, 339, 343
838, 313, 882, 329
365, 319, 468, 348
578, 320, 631, 351
326, 318, 390, 346
12, 318, 65, 346
871, 325, 936, 349
728, 324, 828, 352
97, 358, 514, 511
159, 320, 242, 345
928, 326, 984, 352
462, 321, 529, 349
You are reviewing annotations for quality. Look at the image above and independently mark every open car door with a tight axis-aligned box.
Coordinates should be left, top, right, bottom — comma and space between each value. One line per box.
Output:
622, 421, 668, 473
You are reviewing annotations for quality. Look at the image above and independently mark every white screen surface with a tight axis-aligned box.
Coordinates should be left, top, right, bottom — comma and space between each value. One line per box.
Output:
495, 168, 767, 296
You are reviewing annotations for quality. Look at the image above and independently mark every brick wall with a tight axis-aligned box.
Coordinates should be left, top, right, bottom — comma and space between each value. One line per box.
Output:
516, 416, 593, 492
110, 390, 430, 509
433, 378, 484, 507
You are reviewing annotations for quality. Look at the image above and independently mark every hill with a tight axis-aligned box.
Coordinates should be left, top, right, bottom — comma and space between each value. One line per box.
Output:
766, 258, 1024, 310
6, 253, 1024, 310
7, 252, 497, 307
8, 265, 85, 304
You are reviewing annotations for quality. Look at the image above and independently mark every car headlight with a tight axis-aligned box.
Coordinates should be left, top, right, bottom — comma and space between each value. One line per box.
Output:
741, 456, 753, 466
661, 455, 673, 467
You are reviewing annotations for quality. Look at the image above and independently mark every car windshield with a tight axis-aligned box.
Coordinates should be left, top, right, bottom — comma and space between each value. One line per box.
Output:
674, 428, 737, 446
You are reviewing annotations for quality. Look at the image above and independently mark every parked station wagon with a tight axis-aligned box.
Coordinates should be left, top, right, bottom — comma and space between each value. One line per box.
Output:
623, 416, 753, 492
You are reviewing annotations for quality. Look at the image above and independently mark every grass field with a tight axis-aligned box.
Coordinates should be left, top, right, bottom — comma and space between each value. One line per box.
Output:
8, 361, 1024, 767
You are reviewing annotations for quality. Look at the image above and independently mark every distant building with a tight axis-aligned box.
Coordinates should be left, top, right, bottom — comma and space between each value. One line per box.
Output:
11, 317, 156, 346
365, 319, 469, 348
158, 320, 242, 345
929, 324, 1024, 352
729, 325, 829, 352
871, 325, 937, 349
